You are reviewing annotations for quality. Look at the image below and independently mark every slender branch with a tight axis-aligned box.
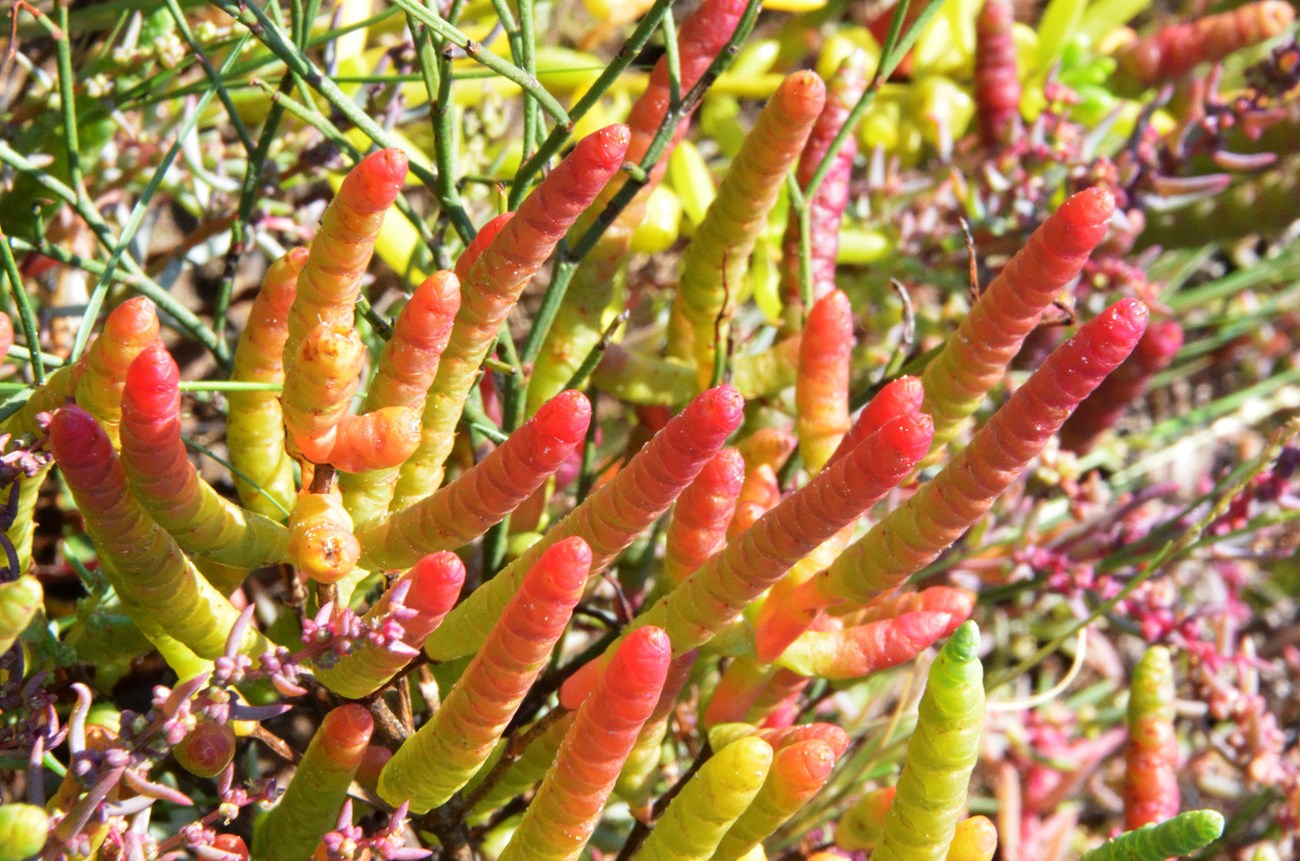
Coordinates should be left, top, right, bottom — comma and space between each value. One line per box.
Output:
388, 0, 570, 127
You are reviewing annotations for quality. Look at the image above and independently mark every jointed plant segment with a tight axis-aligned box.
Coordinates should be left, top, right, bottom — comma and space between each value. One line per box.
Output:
2, 0, 1293, 855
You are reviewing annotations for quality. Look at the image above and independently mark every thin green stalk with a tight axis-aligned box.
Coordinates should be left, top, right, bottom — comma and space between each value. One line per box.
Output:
0, 234, 45, 385
248, 77, 437, 253
52, 0, 84, 198
799, 0, 946, 205
69, 29, 254, 366
209, 0, 442, 197
518, 0, 541, 175
414, 0, 476, 245
162, 0, 255, 154
0, 143, 228, 364
7, 347, 68, 370
661, 9, 681, 108
562, 310, 627, 392
509, 0, 675, 206
387, 0, 570, 127
503, 0, 761, 422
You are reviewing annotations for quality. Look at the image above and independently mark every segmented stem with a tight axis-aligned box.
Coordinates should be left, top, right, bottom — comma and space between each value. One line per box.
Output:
713, 739, 839, 861
228, 248, 305, 518
663, 448, 745, 587
394, 124, 630, 505
919, 188, 1115, 452
780, 53, 868, 318
357, 391, 590, 570
974, 0, 1020, 148
1124, 646, 1179, 831
814, 299, 1148, 607
315, 552, 465, 699
120, 343, 289, 573
378, 538, 590, 812
776, 611, 955, 679
49, 406, 262, 661
796, 290, 855, 472
254, 705, 374, 861
1115, 0, 1294, 86
1080, 810, 1224, 861
872, 621, 985, 861
632, 737, 773, 861
423, 385, 744, 661
496, 627, 670, 861
675, 71, 825, 387
341, 270, 460, 523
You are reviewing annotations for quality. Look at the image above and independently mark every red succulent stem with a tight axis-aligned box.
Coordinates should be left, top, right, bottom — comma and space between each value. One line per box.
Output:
1059, 319, 1183, 454
920, 187, 1115, 451
496, 627, 671, 861
776, 610, 955, 679
808, 298, 1149, 609
1116, 0, 1295, 86
424, 385, 745, 662
974, 0, 1021, 148
356, 390, 591, 570
796, 290, 856, 472
120, 343, 289, 571
377, 539, 591, 812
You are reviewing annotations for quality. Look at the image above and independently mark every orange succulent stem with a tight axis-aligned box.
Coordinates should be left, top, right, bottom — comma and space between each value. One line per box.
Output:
781, 52, 869, 322
119, 343, 289, 573
638, 409, 932, 655
394, 124, 631, 507
356, 390, 590, 570
796, 290, 855, 473
340, 270, 460, 524
1124, 645, 1180, 831
749, 379, 929, 662
227, 248, 306, 519
662, 448, 745, 588
825, 375, 925, 469
496, 627, 671, 861
846, 585, 977, 636
284, 148, 407, 361
804, 298, 1149, 612
713, 739, 840, 860
378, 538, 591, 812
675, 71, 826, 387
776, 610, 955, 680
314, 552, 465, 700
561, 410, 933, 708
423, 385, 745, 662
728, 463, 782, 539
920, 187, 1115, 454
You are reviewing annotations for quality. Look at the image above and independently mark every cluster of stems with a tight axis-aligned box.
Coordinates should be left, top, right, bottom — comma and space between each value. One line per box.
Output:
3, 0, 1257, 855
